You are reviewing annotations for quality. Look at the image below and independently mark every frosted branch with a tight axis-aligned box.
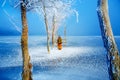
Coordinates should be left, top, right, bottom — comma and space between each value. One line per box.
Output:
2, 0, 6, 7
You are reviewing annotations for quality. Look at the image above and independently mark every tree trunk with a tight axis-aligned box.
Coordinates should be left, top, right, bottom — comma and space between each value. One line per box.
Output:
52, 15, 56, 48
64, 26, 67, 46
43, 5, 50, 53
21, 0, 32, 80
97, 0, 120, 80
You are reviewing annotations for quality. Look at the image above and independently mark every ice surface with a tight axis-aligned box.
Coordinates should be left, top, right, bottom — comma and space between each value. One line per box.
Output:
1, 36, 119, 80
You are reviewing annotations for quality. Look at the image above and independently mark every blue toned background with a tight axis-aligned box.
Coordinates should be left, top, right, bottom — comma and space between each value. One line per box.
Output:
0, 0, 120, 36
0, 1, 120, 80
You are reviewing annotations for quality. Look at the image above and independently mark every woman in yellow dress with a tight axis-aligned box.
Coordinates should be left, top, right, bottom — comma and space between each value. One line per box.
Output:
57, 36, 62, 50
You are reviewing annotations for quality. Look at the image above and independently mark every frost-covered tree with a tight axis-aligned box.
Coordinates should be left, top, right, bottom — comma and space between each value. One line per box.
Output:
20, 0, 32, 80
97, 0, 120, 80
49, 0, 77, 48
8, 0, 32, 79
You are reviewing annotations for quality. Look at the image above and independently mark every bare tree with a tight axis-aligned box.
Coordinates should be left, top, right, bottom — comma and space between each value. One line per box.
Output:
21, 0, 32, 80
52, 15, 56, 48
50, 0, 77, 48
43, 2, 50, 53
97, 0, 120, 80
64, 25, 67, 46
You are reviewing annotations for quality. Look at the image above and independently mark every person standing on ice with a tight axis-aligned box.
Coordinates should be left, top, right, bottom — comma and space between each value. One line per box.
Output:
57, 36, 62, 50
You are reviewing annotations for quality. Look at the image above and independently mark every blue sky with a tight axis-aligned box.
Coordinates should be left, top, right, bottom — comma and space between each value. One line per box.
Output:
0, 0, 120, 36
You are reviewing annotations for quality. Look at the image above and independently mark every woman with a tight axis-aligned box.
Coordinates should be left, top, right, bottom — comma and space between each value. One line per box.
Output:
57, 36, 62, 50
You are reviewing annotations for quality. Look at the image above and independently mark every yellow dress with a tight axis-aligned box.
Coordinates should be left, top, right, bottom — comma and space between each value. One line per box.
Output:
57, 37, 62, 50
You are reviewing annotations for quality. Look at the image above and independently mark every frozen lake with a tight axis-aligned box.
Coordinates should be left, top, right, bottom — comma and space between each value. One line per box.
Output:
0, 36, 119, 80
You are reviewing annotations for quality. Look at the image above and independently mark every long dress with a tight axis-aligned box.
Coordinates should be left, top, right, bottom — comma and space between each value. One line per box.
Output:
57, 37, 62, 50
